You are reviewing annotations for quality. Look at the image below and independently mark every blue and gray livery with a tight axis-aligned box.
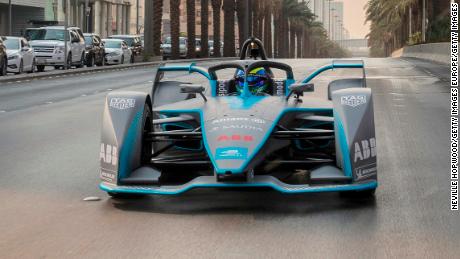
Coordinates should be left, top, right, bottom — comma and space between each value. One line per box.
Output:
99, 38, 377, 198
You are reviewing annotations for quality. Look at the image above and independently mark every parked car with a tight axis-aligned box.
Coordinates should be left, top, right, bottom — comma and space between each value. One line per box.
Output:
108, 35, 142, 63
140, 34, 144, 47
102, 39, 132, 65
208, 40, 223, 56
26, 26, 86, 72
0, 36, 7, 76
3, 36, 35, 74
161, 36, 187, 60
83, 33, 105, 67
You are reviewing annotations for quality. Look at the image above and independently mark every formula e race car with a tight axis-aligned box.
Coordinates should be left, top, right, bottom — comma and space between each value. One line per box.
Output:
99, 38, 377, 199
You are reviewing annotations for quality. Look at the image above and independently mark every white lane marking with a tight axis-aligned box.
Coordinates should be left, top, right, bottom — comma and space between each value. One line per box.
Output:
392, 98, 405, 101
148, 80, 153, 83
81, 94, 87, 97
45, 101, 53, 104
107, 88, 112, 91
393, 104, 406, 107
389, 92, 406, 96
0, 110, 6, 113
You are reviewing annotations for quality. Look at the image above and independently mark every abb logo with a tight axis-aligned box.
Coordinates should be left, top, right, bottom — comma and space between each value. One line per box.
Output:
217, 135, 254, 142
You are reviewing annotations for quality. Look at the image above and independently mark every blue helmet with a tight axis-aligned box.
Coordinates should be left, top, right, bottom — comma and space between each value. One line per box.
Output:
235, 67, 269, 95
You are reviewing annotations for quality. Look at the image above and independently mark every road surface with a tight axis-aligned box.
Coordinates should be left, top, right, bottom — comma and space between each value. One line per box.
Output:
0, 58, 456, 258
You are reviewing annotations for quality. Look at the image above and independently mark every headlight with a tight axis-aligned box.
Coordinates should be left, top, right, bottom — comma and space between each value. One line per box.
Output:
196, 47, 201, 52
55, 46, 65, 54
8, 55, 19, 60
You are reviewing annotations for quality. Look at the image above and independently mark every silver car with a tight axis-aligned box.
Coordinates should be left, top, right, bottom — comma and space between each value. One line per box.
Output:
102, 39, 132, 65
4, 36, 35, 74
161, 37, 187, 60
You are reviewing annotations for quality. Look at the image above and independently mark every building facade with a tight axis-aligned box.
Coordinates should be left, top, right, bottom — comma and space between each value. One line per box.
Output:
0, 0, 47, 36
0, 0, 144, 38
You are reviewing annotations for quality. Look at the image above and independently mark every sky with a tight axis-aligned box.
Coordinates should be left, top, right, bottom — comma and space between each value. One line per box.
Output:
340, 0, 370, 39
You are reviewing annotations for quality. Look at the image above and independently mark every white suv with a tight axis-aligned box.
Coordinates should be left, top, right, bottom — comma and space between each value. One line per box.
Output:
26, 26, 86, 72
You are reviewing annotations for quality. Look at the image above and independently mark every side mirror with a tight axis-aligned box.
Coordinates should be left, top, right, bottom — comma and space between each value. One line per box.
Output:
286, 83, 314, 102
180, 84, 207, 102
21, 47, 30, 52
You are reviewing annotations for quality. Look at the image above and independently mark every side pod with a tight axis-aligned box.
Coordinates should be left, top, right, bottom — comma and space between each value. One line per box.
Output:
332, 88, 377, 183
100, 91, 151, 185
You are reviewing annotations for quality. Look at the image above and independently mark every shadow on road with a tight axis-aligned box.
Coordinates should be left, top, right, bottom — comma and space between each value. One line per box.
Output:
107, 188, 376, 215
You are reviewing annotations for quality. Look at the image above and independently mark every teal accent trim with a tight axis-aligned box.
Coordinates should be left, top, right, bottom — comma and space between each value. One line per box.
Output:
222, 96, 266, 110
210, 80, 217, 97
118, 111, 143, 181
158, 64, 211, 80
301, 63, 364, 84
100, 180, 377, 195
334, 112, 352, 178
161, 107, 332, 174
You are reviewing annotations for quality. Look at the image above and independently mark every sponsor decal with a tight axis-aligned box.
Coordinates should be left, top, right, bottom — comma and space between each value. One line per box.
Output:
354, 164, 377, 181
341, 95, 366, 107
215, 147, 248, 160
217, 135, 254, 142
218, 81, 228, 96
100, 168, 116, 182
354, 137, 376, 162
274, 80, 285, 96
209, 125, 263, 132
109, 98, 135, 110
100, 143, 118, 166
211, 117, 266, 124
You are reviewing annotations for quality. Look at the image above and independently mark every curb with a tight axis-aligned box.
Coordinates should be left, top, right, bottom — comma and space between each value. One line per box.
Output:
0, 57, 237, 84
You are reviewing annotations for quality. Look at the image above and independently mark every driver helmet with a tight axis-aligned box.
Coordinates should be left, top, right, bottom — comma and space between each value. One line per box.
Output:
235, 67, 269, 95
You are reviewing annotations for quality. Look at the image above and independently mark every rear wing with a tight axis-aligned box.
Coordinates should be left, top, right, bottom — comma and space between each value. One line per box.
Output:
301, 60, 366, 87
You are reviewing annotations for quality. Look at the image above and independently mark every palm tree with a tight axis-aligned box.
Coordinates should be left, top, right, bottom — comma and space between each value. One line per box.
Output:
152, 0, 164, 56
200, 0, 209, 57
186, 0, 196, 58
170, 0, 180, 59
222, 0, 236, 57
236, 0, 246, 48
211, 0, 222, 57
262, 0, 272, 57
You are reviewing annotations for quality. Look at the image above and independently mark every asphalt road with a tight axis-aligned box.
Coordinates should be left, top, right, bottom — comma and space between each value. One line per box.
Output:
0, 58, 456, 258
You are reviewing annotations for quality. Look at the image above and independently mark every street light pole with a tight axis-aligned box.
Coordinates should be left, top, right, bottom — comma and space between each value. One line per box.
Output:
244, 0, 249, 39
8, 0, 12, 35
64, 0, 68, 70
85, 0, 90, 32
422, 0, 426, 42
136, 0, 139, 34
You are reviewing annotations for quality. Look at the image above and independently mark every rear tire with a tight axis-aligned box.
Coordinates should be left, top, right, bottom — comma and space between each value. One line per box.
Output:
37, 65, 45, 72
96, 53, 105, 66
87, 54, 94, 67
